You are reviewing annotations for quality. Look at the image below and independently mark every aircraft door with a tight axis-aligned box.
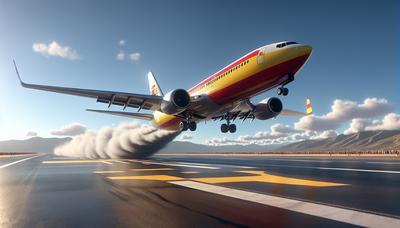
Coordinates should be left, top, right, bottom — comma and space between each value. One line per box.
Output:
257, 50, 264, 64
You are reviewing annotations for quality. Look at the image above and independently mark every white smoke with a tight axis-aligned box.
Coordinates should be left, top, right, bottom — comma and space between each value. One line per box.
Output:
54, 122, 180, 159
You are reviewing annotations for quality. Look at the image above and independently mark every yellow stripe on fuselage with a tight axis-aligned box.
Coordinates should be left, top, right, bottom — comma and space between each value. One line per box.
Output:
153, 46, 310, 130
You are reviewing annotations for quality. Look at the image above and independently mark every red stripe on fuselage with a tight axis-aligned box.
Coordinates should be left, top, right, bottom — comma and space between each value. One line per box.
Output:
189, 50, 259, 92
160, 54, 310, 129
209, 54, 310, 104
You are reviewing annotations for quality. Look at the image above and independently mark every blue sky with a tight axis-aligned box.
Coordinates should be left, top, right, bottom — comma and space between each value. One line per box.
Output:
0, 0, 399, 143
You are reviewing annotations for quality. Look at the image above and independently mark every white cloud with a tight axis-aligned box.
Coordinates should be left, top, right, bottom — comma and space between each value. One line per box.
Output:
32, 41, 80, 60
344, 118, 371, 134
315, 130, 338, 139
295, 98, 392, 131
365, 113, 400, 131
26, 131, 38, 137
129, 52, 141, 63
180, 134, 193, 141
119, 40, 125, 46
50, 123, 87, 136
116, 51, 125, 60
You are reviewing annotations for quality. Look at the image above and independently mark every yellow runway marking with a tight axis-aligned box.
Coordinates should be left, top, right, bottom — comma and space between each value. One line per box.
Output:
106, 170, 347, 187
181, 171, 200, 174
192, 171, 348, 187
109, 175, 184, 181
94, 171, 125, 174
129, 168, 174, 171
42, 160, 113, 164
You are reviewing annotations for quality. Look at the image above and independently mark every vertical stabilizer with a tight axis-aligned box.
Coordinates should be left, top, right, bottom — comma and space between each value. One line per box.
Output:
306, 98, 313, 115
147, 72, 164, 96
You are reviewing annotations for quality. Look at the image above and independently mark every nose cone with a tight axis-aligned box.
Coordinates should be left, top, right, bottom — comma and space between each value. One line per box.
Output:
301, 45, 312, 56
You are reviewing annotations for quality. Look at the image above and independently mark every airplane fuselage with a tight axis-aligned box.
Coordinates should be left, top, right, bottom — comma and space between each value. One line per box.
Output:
153, 42, 312, 130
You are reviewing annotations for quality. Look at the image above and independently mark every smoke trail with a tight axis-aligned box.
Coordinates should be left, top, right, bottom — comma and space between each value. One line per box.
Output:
54, 122, 180, 159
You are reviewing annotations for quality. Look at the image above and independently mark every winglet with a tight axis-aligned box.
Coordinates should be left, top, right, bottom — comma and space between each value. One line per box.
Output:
13, 59, 24, 84
306, 98, 313, 115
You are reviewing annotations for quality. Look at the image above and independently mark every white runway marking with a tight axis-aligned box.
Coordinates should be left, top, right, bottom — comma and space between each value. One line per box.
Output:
0, 154, 43, 169
262, 163, 400, 174
135, 160, 220, 169
367, 162, 400, 165
170, 180, 400, 228
267, 158, 332, 163
306, 166, 400, 174
102, 161, 113, 165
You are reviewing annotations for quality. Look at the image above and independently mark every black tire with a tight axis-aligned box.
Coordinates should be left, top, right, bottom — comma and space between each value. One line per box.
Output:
229, 124, 236, 133
277, 87, 283, 95
179, 121, 188, 131
221, 124, 229, 133
189, 122, 197, 131
283, 88, 289, 96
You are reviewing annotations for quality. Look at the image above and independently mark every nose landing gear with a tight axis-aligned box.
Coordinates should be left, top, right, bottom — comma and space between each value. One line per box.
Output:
277, 87, 289, 96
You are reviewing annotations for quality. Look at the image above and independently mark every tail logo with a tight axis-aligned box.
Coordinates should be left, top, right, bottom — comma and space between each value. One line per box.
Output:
306, 98, 313, 114
151, 84, 159, 96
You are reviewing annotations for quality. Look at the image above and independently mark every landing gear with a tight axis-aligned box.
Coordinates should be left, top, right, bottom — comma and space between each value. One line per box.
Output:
179, 121, 197, 131
221, 123, 229, 133
277, 74, 293, 96
277, 87, 289, 96
189, 122, 197, 131
220, 116, 237, 133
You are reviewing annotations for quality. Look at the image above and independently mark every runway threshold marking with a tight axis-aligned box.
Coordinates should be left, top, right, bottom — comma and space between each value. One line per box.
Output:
170, 180, 400, 228
0, 154, 43, 169
107, 170, 347, 187
181, 171, 200, 174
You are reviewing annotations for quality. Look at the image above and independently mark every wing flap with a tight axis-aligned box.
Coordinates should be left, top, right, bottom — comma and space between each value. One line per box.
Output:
86, 109, 153, 120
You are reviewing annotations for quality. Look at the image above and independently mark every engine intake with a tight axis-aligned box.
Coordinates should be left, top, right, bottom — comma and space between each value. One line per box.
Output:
161, 89, 190, 115
253, 97, 282, 120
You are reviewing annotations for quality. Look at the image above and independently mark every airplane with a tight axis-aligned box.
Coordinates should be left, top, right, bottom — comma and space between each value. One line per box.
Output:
13, 41, 313, 133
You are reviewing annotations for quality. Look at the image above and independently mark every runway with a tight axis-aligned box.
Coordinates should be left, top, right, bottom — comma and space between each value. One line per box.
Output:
1, 154, 400, 227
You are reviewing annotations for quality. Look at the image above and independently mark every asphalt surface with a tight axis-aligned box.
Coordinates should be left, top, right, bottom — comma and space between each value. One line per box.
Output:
1, 154, 400, 227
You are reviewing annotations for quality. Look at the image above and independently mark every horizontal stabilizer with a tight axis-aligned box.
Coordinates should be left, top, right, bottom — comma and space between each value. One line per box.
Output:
86, 109, 153, 120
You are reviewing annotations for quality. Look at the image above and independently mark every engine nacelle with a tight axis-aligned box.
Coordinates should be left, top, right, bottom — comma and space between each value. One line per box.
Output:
253, 97, 283, 120
161, 89, 191, 115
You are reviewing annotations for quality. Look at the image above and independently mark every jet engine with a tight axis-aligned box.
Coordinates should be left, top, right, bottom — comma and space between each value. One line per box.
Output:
161, 89, 191, 115
253, 97, 282, 120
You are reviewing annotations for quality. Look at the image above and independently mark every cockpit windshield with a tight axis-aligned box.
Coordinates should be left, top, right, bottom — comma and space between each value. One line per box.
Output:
276, 41, 298, 48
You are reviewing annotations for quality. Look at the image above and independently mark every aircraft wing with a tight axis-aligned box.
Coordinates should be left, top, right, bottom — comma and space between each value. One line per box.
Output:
86, 109, 153, 120
13, 61, 163, 111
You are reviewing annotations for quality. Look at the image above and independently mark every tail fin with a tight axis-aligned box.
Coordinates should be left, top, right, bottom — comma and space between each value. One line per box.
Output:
147, 72, 164, 96
306, 98, 313, 115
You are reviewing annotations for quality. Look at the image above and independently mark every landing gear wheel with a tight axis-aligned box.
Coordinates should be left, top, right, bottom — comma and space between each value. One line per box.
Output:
277, 87, 284, 95
179, 121, 188, 131
221, 124, 229, 133
282, 88, 289, 96
277, 87, 289, 96
189, 122, 197, 131
229, 124, 236, 133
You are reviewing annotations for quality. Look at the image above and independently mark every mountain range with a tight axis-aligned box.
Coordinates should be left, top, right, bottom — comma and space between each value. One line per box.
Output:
0, 130, 399, 154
